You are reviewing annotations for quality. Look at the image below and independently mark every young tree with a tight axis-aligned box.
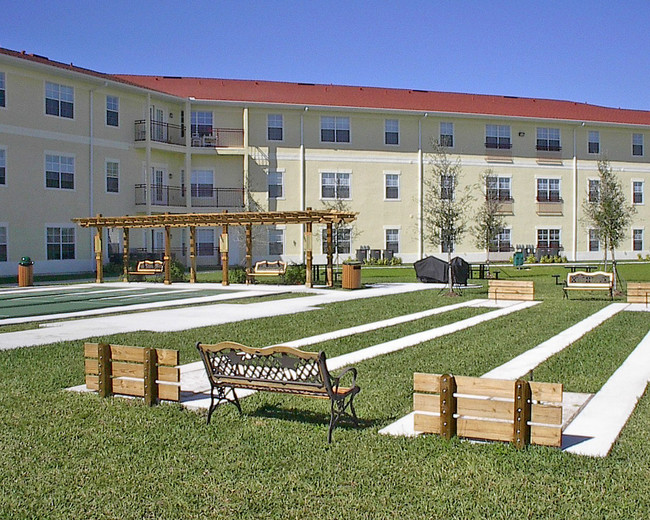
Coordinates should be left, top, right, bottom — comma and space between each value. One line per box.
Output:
422, 141, 473, 292
473, 169, 507, 266
582, 158, 635, 281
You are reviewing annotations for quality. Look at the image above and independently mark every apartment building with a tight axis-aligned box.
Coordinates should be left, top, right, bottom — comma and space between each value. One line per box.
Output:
1, 47, 649, 277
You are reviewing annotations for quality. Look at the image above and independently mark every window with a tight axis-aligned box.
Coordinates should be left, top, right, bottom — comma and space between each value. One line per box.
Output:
268, 170, 284, 199
385, 119, 399, 145
537, 229, 560, 249
633, 181, 644, 205
588, 131, 600, 154
0, 226, 6, 262
321, 228, 351, 255
197, 228, 215, 256
45, 154, 74, 190
191, 111, 213, 137
268, 228, 284, 255
385, 173, 400, 200
106, 96, 119, 127
441, 231, 454, 253
191, 170, 214, 197
440, 122, 454, 147
486, 176, 511, 201
45, 82, 74, 118
485, 125, 511, 149
537, 178, 560, 202
633, 229, 644, 251
385, 229, 399, 254
106, 161, 119, 193
321, 116, 350, 143
0, 148, 5, 185
0, 72, 5, 107
589, 229, 600, 252
633, 133, 644, 156
46, 227, 75, 260
536, 128, 561, 151
489, 228, 511, 252
588, 179, 600, 203
321, 171, 350, 199
267, 114, 283, 141
441, 174, 454, 200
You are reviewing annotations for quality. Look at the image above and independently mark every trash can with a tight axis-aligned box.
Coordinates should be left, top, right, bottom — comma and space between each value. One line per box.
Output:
513, 251, 524, 267
342, 261, 362, 289
369, 249, 381, 261
18, 256, 34, 287
356, 248, 369, 263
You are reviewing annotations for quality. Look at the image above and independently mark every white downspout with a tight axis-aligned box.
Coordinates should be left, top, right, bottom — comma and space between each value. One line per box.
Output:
418, 115, 425, 259
572, 126, 579, 261
300, 109, 306, 260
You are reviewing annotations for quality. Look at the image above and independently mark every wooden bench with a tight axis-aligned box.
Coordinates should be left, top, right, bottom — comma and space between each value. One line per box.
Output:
563, 271, 613, 299
413, 373, 563, 448
488, 279, 534, 301
627, 282, 650, 304
250, 260, 287, 277
128, 260, 164, 278
196, 341, 360, 443
84, 342, 180, 405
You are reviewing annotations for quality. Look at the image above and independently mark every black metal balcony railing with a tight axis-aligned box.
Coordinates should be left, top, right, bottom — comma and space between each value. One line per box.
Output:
536, 143, 562, 152
536, 195, 563, 203
135, 184, 244, 208
135, 120, 185, 146
485, 141, 512, 150
191, 128, 244, 148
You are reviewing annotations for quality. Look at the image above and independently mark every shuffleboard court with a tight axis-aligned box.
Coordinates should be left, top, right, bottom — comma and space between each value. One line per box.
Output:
0, 285, 239, 319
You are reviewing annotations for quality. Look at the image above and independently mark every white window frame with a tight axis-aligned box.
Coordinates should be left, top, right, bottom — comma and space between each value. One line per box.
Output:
633, 228, 644, 252
588, 131, 600, 154
320, 116, 350, 143
0, 71, 5, 108
0, 223, 7, 262
45, 152, 75, 190
268, 227, 285, 256
536, 177, 561, 202
588, 228, 600, 252
105, 159, 119, 194
320, 170, 351, 200
486, 175, 512, 201
385, 227, 400, 254
0, 146, 5, 186
440, 122, 454, 147
536, 227, 561, 249
45, 81, 74, 119
385, 119, 399, 145
190, 111, 213, 137
536, 127, 561, 151
489, 227, 512, 252
632, 180, 644, 205
267, 169, 285, 199
384, 171, 400, 201
191, 169, 214, 198
46, 225, 75, 260
197, 228, 216, 256
106, 95, 119, 127
485, 124, 511, 149
588, 178, 600, 203
267, 114, 284, 141
633, 133, 644, 156
321, 227, 351, 255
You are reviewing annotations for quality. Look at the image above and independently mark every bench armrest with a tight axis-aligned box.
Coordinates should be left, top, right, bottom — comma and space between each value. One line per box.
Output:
330, 366, 358, 393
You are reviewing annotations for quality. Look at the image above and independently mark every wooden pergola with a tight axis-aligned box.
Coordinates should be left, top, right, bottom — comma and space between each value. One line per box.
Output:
72, 209, 357, 287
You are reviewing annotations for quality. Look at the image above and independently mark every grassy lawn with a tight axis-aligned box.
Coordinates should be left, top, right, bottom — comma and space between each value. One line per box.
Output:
1, 265, 650, 518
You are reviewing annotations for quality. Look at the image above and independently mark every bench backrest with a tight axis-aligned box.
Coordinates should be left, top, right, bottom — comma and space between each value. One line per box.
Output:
137, 260, 164, 272
196, 341, 328, 390
488, 280, 534, 301
566, 271, 613, 287
253, 260, 287, 274
413, 372, 563, 448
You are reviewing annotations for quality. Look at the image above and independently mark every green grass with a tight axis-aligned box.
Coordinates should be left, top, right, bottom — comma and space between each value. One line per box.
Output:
1, 267, 650, 518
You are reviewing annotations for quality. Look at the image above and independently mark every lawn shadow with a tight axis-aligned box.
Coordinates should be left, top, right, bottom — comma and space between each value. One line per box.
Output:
250, 403, 379, 431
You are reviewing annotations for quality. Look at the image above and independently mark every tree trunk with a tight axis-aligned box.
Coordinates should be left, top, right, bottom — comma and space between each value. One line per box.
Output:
610, 247, 617, 291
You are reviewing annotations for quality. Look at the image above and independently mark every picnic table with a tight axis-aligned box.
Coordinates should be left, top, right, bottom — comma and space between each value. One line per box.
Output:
564, 265, 597, 273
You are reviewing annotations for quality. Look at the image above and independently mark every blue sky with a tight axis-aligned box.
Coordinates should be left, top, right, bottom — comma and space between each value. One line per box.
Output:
3, 1, 650, 110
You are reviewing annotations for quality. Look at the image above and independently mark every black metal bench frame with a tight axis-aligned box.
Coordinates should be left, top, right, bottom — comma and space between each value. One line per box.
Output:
196, 341, 360, 443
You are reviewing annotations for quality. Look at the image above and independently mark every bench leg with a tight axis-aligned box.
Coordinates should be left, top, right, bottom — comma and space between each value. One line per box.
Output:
327, 391, 359, 443
207, 386, 242, 424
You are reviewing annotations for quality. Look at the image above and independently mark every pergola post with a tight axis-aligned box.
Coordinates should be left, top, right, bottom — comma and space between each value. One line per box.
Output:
245, 224, 253, 284
221, 221, 229, 286
326, 222, 334, 288
305, 214, 313, 288
94, 220, 103, 284
189, 226, 197, 283
122, 228, 129, 282
164, 225, 171, 285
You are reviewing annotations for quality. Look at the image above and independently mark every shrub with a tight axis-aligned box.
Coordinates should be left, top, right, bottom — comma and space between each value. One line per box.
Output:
283, 263, 306, 285
525, 254, 536, 264
228, 266, 247, 283
170, 260, 187, 282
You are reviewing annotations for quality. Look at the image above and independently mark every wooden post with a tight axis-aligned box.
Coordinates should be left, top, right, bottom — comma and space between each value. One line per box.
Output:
245, 224, 253, 284
97, 342, 112, 398
326, 222, 334, 287
305, 221, 313, 288
189, 226, 197, 283
122, 228, 129, 282
221, 218, 229, 286
513, 379, 532, 448
94, 222, 103, 284
439, 374, 457, 440
143, 347, 158, 406
164, 225, 171, 285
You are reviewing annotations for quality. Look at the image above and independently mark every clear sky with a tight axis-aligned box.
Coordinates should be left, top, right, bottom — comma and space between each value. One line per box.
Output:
3, 1, 650, 110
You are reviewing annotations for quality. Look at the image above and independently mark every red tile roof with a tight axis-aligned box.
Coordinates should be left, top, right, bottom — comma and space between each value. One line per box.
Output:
3, 46, 650, 126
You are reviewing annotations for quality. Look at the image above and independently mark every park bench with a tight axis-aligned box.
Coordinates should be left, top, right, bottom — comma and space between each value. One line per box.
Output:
250, 260, 287, 278
128, 260, 164, 278
412, 372, 563, 448
196, 341, 360, 443
563, 271, 613, 299
627, 282, 650, 305
84, 342, 180, 405
488, 279, 534, 301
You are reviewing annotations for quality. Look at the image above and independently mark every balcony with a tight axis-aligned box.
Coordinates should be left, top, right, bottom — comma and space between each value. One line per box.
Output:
135, 184, 244, 208
135, 120, 185, 146
133, 122, 244, 149
191, 128, 244, 148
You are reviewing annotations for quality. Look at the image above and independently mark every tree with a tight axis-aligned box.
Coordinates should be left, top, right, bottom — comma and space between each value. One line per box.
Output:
422, 141, 473, 292
581, 158, 635, 280
473, 169, 507, 266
